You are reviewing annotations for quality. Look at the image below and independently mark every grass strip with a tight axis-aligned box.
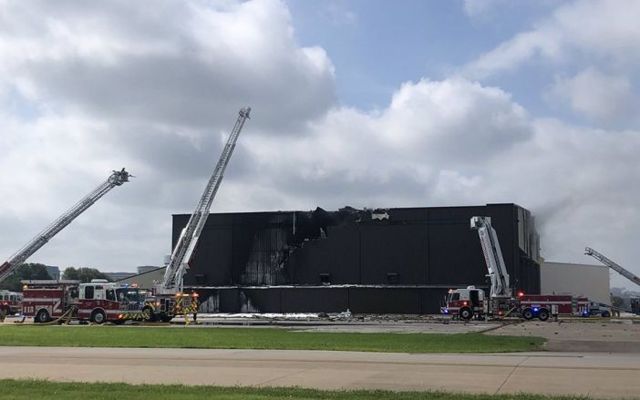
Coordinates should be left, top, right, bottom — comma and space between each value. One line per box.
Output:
0, 325, 543, 353
0, 379, 593, 400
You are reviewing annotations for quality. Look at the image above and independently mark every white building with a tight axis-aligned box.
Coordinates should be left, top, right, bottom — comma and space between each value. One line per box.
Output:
541, 261, 610, 304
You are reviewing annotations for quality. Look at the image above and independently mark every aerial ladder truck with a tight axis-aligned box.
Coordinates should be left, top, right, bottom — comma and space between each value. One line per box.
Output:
442, 216, 591, 321
441, 216, 514, 320
0, 169, 131, 284
148, 107, 251, 322
585, 247, 640, 315
584, 247, 640, 288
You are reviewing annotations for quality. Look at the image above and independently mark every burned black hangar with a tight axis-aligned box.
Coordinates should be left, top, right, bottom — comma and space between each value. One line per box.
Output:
174, 203, 541, 314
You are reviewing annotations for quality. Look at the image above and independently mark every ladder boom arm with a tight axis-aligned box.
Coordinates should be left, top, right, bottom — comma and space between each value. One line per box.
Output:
585, 247, 640, 287
161, 107, 251, 292
0, 168, 131, 283
471, 216, 511, 298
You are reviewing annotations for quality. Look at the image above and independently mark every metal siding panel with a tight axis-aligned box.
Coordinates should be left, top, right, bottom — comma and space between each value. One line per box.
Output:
289, 224, 360, 284
360, 224, 427, 284
240, 288, 282, 313
184, 226, 232, 285
281, 288, 349, 313
348, 288, 421, 314
420, 288, 450, 314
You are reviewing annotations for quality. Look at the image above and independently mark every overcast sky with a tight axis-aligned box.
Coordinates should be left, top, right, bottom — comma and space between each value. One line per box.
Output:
1, 0, 639, 289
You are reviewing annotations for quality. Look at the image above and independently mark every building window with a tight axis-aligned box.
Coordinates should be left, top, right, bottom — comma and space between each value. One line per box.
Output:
319, 273, 331, 285
387, 272, 399, 284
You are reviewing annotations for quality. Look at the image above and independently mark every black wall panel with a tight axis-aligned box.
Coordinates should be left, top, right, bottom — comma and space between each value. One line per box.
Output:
241, 288, 283, 313
348, 288, 421, 314
360, 224, 427, 284
281, 288, 349, 313
289, 223, 360, 285
419, 288, 451, 314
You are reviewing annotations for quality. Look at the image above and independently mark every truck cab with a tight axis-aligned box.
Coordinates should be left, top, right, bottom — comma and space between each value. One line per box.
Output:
78, 280, 119, 323
442, 286, 485, 320
78, 280, 151, 323
0, 290, 22, 315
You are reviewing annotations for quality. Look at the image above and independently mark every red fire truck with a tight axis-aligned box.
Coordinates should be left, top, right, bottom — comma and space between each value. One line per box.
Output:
21, 280, 79, 323
0, 290, 23, 316
77, 280, 151, 324
22, 279, 151, 324
517, 293, 590, 320
441, 217, 596, 321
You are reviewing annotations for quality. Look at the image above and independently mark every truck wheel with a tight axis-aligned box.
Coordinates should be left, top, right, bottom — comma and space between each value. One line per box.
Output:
35, 309, 51, 323
142, 306, 157, 322
91, 310, 107, 324
522, 309, 533, 320
601, 311, 611, 318
460, 308, 472, 321
538, 309, 550, 321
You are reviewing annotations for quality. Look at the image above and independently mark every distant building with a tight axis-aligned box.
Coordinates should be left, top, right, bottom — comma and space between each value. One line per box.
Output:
541, 261, 610, 304
104, 272, 136, 282
45, 265, 60, 280
137, 266, 159, 275
117, 267, 165, 288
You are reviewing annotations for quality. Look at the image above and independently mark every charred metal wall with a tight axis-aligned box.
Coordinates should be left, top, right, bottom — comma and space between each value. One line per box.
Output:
174, 203, 541, 314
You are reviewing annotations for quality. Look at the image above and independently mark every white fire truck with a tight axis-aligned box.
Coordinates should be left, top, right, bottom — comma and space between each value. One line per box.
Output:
441, 216, 594, 321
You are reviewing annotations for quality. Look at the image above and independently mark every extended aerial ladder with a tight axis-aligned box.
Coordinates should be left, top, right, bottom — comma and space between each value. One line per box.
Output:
151, 107, 251, 321
0, 169, 131, 283
471, 216, 511, 299
442, 216, 516, 320
585, 247, 640, 288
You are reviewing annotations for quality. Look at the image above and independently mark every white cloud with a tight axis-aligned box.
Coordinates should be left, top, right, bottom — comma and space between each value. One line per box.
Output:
0, 0, 336, 269
465, 0, 640, 78
379, 78, 531, 163
0, 0, 639, 287
547, 67, 636, 122
322, 1, 358, 26
0, 0, 335, 130
463, 0, 510, 18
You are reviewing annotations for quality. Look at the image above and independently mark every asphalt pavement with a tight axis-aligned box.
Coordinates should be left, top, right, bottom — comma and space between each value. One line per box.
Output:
0, 346, 639, 398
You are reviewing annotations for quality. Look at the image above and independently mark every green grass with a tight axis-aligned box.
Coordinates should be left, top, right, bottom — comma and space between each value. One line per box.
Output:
0, 380, 592, 400
0, 325, 543, 353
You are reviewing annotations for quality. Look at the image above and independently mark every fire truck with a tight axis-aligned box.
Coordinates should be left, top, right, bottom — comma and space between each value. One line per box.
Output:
148, 107, 250, 322
21, 280, 79, 323
22, 279, 150, 324
518, 293, 590, 320
441, 216, 594, 321
0, 169, 131, 286
77, 280, 151, 324
0, 290, 23, 316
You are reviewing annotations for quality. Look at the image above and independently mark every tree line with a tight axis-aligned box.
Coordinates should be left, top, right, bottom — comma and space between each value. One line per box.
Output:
0, 263, 109, 292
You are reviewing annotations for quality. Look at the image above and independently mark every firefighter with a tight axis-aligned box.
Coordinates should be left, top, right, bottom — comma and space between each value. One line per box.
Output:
191, 292, 199, 325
